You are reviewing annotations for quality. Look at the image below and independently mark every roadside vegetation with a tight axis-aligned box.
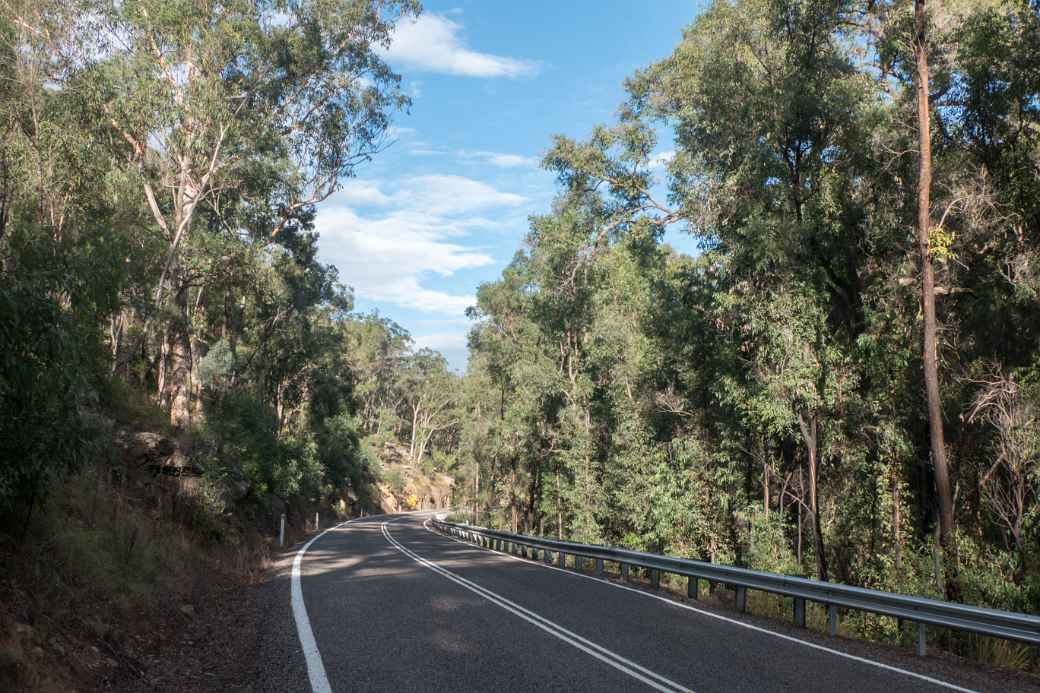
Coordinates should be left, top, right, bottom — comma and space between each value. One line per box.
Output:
452, 0, 1040, 672
1, 0, 1039, 686
0, 0, 460, 689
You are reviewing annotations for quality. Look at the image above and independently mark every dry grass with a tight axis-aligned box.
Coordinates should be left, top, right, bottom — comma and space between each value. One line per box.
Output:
0, 460, 271, 692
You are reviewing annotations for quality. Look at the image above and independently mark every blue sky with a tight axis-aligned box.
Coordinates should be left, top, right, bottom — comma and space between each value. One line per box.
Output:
314, 1, 704, 370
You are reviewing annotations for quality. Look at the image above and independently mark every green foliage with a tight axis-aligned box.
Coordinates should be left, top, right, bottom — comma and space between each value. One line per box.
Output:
3, 0, 1040, 671
0, 232, 106, 516
455, 3, 1040, 669
0, 0, 423, 525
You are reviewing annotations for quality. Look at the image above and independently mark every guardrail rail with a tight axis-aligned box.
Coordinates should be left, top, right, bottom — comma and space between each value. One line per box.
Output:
431, 519, 1040, 657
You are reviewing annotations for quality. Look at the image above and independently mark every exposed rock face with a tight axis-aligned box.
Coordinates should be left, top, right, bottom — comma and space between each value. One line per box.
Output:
163, 449, 204, 476
376, 484, 399, 513
116, 427, 257, 509
124, 431, 176, 466
116, 429, 205, 477
429, 473, 455, 509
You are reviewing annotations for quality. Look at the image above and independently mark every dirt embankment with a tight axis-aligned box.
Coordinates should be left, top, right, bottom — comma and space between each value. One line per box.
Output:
0, 429, 279, 692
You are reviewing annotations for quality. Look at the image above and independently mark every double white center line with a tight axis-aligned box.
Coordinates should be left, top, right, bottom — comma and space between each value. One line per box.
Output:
381, 522, 693, 693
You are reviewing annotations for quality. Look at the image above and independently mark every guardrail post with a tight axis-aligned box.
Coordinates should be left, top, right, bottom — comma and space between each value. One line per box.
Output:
431, 519, 1040, 657
315, 511, 319, 531
279, 513, 286, 547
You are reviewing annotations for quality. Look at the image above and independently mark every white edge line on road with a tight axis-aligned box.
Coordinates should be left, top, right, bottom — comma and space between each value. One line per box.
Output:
292, 519, 354, 693
424, 520, 978, 693
382, 522, 692, 693
292, 511, 427, 693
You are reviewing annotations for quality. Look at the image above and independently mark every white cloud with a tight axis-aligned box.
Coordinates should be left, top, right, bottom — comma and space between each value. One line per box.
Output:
401, 175, 526, 215
316, 176, 528, 315
383, 14, 539, 78
386, 126, 417, 139
649, 150, 675, 169
337, 180, 391, 206
413, 331, 471, 372
413, 331, 470, 352
457, 149, 538, 168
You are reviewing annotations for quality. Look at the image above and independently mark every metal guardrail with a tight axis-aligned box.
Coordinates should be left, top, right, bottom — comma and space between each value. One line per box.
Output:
432, 519, 1040, 656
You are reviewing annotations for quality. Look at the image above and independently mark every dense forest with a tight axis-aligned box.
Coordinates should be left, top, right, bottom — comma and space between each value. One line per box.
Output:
455, 0, 1040, 640
0, 0, 467, 522
2, 0, 1040, 677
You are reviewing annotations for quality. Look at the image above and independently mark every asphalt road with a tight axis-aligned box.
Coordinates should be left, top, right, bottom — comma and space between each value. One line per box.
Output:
255, 513, 1019, 693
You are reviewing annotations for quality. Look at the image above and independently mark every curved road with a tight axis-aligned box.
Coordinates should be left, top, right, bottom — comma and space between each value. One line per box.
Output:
255, 513, 1006, 692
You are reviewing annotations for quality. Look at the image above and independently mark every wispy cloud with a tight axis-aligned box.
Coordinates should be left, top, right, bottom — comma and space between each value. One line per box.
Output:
413, 331, 471, 372
383, 14, 539, 78
649, 150, 675, 169
316, 176, 528, 315
336, 180, 391, 206
457, 149, 538, 168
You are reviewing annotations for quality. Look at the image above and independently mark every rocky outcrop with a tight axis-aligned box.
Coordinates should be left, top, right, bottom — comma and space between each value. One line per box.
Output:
122, 431, 175, 466
116, 430, 203, 476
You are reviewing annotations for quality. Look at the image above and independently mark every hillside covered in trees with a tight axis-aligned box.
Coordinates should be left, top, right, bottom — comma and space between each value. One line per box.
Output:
0, 0, 464, 687
0, 0, 468, 523
451, 0, 1040, 663
1, 0, 1040, 685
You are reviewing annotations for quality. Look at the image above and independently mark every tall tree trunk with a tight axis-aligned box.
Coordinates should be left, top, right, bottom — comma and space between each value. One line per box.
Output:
914, 0, 958, 599
556, 471, 563, 540
762, 437, 770, 519
891, 465, 903, 575
165, 278, 192, 430
796, 469, 803, 568
472, 459, 479, 525
510, 468, 518, 533
409, 405, 420, 463
798, 413, 828, 581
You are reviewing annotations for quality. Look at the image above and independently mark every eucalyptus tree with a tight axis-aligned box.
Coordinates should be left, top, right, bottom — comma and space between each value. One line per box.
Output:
396, 349, 459, 467
12, 0, 419, 428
